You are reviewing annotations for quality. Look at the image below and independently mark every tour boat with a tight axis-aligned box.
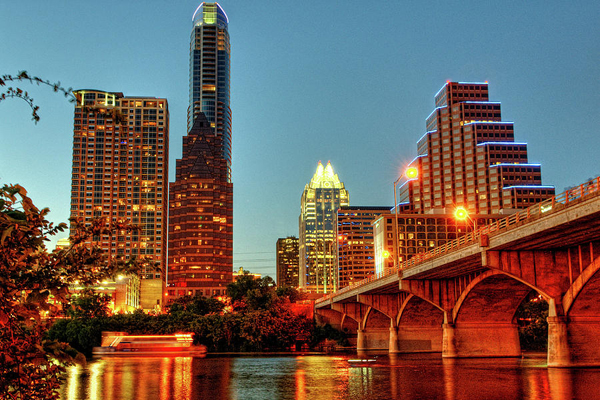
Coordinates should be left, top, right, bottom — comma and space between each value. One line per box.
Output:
92, 332, 207, 356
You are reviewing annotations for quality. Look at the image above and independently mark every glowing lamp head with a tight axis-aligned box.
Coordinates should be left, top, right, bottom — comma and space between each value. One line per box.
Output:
338, 235, 344, 241
405, 167, 418, 180
454, 207, 469, 221
382, 250, 390, 258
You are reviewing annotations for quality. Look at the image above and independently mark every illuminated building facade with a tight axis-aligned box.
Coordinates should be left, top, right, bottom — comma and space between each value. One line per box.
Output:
276, 236, 299, 287
188, 1, 231, 181
372, 213, 502, 273
337, 206, 390, 288
299, 161, 349, 293
167, 2, 233, 300
398, 81, 554, 215
168, 114, 233, 299
372, 82, 555, 273
69, 90, 168, 310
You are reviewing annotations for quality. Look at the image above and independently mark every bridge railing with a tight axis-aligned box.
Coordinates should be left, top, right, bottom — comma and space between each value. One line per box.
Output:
315, 176, 600, 306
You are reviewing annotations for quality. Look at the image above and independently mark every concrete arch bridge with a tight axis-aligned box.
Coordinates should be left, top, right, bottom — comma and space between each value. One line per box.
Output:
315, 177, 600, 367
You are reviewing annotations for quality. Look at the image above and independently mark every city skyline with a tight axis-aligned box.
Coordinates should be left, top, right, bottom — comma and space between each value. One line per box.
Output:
1, 1, 599, 278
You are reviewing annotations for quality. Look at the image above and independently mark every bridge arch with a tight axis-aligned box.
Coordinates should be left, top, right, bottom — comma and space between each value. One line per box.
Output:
363, 306, 391, 330
547, 246, 600, 366
394, 293, 444, 353
447, 270, 536, 358
340, 313, 359, 332
563, 250, 600, 316
452, 270, 547, 325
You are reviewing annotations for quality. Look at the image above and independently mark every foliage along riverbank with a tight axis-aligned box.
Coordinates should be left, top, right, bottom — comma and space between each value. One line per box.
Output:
48, 275, 348, 356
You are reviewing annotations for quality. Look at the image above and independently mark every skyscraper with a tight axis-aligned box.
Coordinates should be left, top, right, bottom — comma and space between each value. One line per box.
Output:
70, 90, 169, 311
188, 1, 231, 181
167, 2, 233, 299
375, 82, 555, 272
168, 115, 232, 298
276, 237, 300, 287
398, 81, 554, 215
299, 161, 349, 293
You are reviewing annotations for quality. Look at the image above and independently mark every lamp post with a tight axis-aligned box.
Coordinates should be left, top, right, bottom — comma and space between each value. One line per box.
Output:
454, 206, 477, 234
393, 167, 419, 269
382, 250, 391, 274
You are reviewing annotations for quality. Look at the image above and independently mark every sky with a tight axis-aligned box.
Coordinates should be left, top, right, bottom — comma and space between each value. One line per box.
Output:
1, 1, 599, 279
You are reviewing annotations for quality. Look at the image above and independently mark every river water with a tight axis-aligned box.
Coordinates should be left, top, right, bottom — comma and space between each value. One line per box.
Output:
58, 353, 600, 400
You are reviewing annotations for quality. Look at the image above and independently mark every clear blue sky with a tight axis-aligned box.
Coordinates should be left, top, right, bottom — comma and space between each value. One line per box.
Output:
1, 1, 599, 278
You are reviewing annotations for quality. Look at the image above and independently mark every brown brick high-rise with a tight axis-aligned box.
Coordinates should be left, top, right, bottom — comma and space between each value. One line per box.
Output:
167, 114, 233, 298
398, 81, 554, 215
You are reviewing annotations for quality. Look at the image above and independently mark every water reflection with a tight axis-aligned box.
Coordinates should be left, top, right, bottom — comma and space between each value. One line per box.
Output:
59, 354, 600, 400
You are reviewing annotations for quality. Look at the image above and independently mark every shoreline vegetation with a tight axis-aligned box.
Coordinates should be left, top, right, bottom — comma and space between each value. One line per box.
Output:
48, 275, 351, 357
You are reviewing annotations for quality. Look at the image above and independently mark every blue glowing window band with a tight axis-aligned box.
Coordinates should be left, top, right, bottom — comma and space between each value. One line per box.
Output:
409, 155, 425, 165
490, 163, 541, 168
502, 185, 555, 189
434, 84, 448, 100
457, 81, 489, 85
426, 106, 446, 122
417, 130, 437, 144
392, 201, 411, 212
464, 121, 514, 126
477, 142, 527, 147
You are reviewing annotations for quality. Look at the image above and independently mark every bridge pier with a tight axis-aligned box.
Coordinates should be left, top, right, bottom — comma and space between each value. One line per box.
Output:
548, 316, 600, 367
443, 322, 520, 358
389, 324, 399, 353
547, 316, 570, 367
442, 323, 457, 358
356, 328, 366, 351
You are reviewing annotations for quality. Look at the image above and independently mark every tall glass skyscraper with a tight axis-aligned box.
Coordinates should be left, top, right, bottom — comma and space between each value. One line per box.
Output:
167, 2, 233, 300
188, 2, 231, 181
299, 161, 349, 293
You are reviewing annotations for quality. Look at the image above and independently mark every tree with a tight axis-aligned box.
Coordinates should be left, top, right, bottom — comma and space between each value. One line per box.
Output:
166, 294, 225, 315
0, 184, 149, 399
227, 274, 278, 311
0, 71, 124, 124
516, 292, 549, 351
67, 288, 112, 319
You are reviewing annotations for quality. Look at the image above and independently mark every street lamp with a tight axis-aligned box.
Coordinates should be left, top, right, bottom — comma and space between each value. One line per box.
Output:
454, 206, 477, 233
393, 166, 419, 269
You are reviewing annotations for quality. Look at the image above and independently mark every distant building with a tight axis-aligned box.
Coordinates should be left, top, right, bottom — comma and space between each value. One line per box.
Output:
299, 161, 349, 293
233, 267, 261, 281
55, 238, 70, 251
398, 81, 554, 215
69, 90, 168, 312
276, 236, 299, 287
71, 275, 141, 314
337, 206, 390, 288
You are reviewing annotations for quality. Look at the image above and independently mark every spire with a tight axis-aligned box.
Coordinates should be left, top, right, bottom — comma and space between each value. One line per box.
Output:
309, 161, 344, 189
